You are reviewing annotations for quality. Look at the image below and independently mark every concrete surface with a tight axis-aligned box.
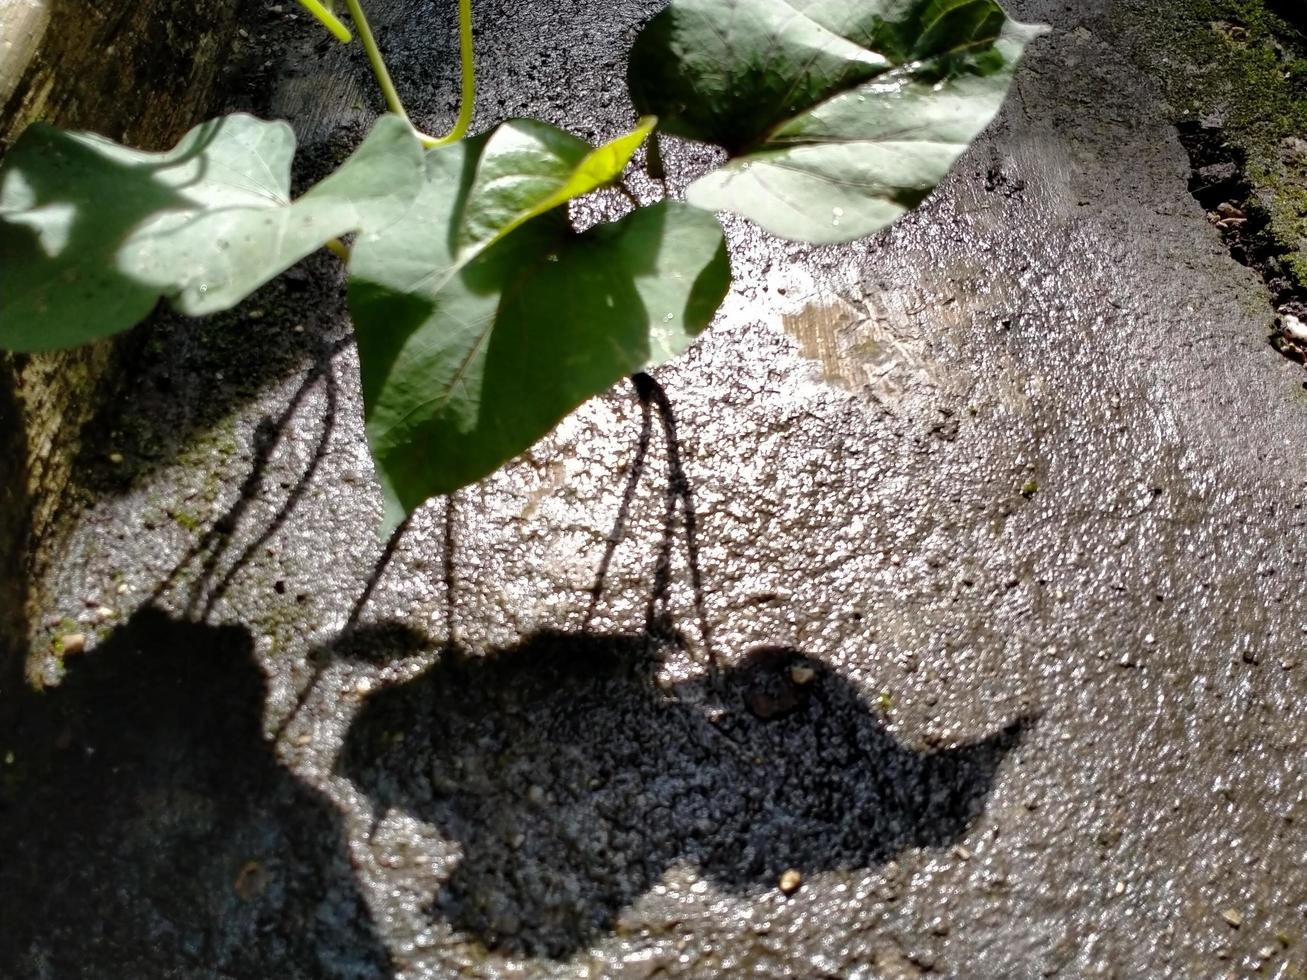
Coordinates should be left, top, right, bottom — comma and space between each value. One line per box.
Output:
5, 0, 1307, 977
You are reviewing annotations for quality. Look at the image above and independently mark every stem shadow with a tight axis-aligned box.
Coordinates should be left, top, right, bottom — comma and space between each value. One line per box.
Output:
332, 372, 1033, 959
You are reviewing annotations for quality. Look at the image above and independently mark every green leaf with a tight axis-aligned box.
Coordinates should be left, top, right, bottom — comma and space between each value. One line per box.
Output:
457, 115, 656, 255
348, 124, 730, 531
0, 113, 424, 351
628, 0, 1046, 243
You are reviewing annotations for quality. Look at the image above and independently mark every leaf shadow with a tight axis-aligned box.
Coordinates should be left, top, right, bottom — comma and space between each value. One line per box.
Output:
334, 373, 1033, 959
338, 627, 1030, 960
0, 605, 394, 979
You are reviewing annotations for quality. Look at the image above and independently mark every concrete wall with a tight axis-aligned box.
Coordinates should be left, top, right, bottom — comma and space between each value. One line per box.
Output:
0, 0, 241, 680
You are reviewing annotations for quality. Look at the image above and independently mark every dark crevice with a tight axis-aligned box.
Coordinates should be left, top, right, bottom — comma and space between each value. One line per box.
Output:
1177, 121, 1307, 362
0, 367, 30, 694
1267, 0, 1307, 38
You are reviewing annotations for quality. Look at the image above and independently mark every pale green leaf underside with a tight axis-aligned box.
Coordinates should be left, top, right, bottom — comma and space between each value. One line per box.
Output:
0, 113, 424, 351
629, 0, 1046, 242
348, 123, 730, 532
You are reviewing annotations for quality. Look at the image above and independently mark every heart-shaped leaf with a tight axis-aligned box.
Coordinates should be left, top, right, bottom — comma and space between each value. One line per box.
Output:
628, 0, 1046, 243
348, 123, 730, 531
0, 113, 424, 351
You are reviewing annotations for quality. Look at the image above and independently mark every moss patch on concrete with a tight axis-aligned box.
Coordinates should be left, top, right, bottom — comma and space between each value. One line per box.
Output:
1116, 0, 1307, 283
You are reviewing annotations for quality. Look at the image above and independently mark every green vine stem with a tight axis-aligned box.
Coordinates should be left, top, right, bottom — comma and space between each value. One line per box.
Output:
341, 0, 476, 149
295, 0, 478, 261
342, 0, 411, 123
296, 0, 353, 42
426, 0, 476, 147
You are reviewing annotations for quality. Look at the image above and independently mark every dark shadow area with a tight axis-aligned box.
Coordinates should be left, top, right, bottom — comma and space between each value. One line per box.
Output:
0, 606, 393, 979
71, 248, 348, 503
0, 365, 31, 690
1268, 0, 1307, 37
333, 370, 1029, 958
339, 632, 1029, 958
150, 336, 347, 619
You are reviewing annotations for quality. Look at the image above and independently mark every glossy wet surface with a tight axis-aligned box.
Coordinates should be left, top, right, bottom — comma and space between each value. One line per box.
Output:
6, 0, 1307, 977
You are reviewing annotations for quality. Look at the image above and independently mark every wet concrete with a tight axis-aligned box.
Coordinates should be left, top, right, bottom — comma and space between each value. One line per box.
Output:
6, 0, 1307, 977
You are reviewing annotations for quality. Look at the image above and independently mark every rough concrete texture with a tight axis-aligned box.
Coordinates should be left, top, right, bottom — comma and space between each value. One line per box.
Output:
5, 0, 1307, 977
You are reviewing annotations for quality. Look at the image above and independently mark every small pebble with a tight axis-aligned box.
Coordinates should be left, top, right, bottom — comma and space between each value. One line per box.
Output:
233, 860, 269, 901
354, 677, 375, 695
1115, 881, 1125, 896
1258, 946, 1276, 960
1221, 909, 1243, 928
60, 633, 86, 656
952, 845, 972, 862
108, 452, 124, 464
778, 869, 802, 895
789, 665, 816, 685
94, 606, 115, 622
294, 734, 311, 746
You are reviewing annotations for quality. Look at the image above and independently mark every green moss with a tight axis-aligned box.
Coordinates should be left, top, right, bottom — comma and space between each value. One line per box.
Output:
171, 509, 203, 533
1118, 0, 1307, 284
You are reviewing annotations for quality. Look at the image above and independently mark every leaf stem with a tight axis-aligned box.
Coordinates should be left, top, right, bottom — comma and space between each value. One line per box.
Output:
324, 237, 351, 261
341, 0, 477, 150
342, 0, 411, 122
296, 0, 353, 42
424, 0, 476, 147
